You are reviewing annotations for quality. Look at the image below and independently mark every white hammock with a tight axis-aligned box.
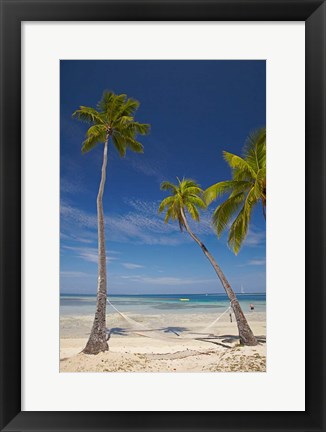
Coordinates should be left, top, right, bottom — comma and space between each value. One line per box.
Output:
106, 298, 233, 342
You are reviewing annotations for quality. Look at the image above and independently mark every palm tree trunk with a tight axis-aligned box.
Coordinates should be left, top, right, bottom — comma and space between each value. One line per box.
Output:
180, 209, 257, 346
83, 140, 109, 354
262, 201, 266, 220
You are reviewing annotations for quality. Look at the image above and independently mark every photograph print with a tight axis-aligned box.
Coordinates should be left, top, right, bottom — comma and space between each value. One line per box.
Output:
60, 60, 266, 372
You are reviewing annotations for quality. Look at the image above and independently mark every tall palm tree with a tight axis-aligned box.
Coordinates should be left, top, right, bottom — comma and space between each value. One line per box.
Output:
159, 178, 257, 346
73, 91, 150, 354
205, 128, 266, 255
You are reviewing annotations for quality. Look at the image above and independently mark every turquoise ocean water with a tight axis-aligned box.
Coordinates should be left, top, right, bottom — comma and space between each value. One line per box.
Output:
60, 293, 266, 316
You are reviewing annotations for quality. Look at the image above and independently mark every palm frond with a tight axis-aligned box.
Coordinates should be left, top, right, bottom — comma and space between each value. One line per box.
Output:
73, 90, 149, 156
227, 207, 247, 255
81, 134, 103, 154
243, 128, 266, 172
160, 181, 178, 194
97, 92, 127, 122
111, 134, 126, 157
158, 196, 175, 213
130, 122, 151, 136
187, 195, 207, 210
96, 90, 115, 112
253, 167, 266, 200
115, 115, 133, 125
212, 192, 245, 237
163, 206, 175, 224
72, 106, 104, 124
186, 203, 200, 221
178, 178, 200, 189
204, 180, 251, 205
206, 127, 266, 254
227, 188, 258, 254
223, 151, 257, 179
112, 98, 140, 121
183, 186, 203, 196
108, 94, 129, 123
86, 124, 107, 138
125, 138, 144, 154
159, 178, 205, 228
117, 122, 150, 137
232, 168, 253, 182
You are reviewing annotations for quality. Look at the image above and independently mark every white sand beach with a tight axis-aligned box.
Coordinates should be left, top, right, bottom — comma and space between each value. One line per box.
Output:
60, 310, 266, 372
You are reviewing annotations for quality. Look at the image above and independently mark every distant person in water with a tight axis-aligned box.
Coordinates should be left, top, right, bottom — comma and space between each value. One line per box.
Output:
250, 304, 255, 311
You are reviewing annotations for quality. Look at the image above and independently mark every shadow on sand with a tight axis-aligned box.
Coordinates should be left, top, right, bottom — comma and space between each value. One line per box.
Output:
160, 326, 189, 336
106, 327, 130, 340
106, 326, 266, 348
195, 334, 266, 348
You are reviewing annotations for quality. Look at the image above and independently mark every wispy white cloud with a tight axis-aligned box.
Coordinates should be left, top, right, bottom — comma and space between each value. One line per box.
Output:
60, 203, 97, 229
243, 226, 266, 247
60, 198, 218, 247
60, 200, 180, 246
75, 237, 95, 244
127, 157, 165, 183
60, 271, 93, 277
60, 231, 95, 244
123, 198, 215, 237
63, 245, 119, 264
61, 178, 83, 195
122, 262, 144, 269
247, 259, 266, 266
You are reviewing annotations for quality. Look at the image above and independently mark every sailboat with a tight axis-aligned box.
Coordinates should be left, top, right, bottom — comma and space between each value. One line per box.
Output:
241, 284, 245, 294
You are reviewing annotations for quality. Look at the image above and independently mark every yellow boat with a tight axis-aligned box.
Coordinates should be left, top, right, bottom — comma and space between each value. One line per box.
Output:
179, 298, 189, 301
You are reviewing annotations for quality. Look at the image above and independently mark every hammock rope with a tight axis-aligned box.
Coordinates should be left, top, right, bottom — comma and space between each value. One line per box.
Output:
106, 298, 233, 341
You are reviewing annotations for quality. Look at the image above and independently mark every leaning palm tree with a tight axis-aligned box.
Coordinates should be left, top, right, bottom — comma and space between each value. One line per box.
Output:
205, 128, 266, 255
73, 91, 150, 354
159, 178, 257, 346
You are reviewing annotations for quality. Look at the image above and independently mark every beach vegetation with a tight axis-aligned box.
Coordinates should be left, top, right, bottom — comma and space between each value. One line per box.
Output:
204, 128, 266, 255
73, 91, 150, 354
159, 178, 257, 346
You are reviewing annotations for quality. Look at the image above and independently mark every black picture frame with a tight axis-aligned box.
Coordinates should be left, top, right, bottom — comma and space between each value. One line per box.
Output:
0, 0, 325, 431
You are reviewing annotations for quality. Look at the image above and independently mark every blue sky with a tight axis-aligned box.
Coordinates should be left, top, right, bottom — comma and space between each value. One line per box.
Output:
60, 60, 266, 295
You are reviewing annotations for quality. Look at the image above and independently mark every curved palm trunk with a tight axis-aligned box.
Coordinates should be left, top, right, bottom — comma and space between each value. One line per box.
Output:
83, 140, 109, 354
262, 201, 266, 220
180, 209, 257, 346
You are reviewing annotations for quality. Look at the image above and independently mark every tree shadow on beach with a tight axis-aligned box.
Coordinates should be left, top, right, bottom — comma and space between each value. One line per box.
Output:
160, 326, 189, 336
195, 334, 266, 349
106, 327, 129, 340
254, 335, 266, 344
